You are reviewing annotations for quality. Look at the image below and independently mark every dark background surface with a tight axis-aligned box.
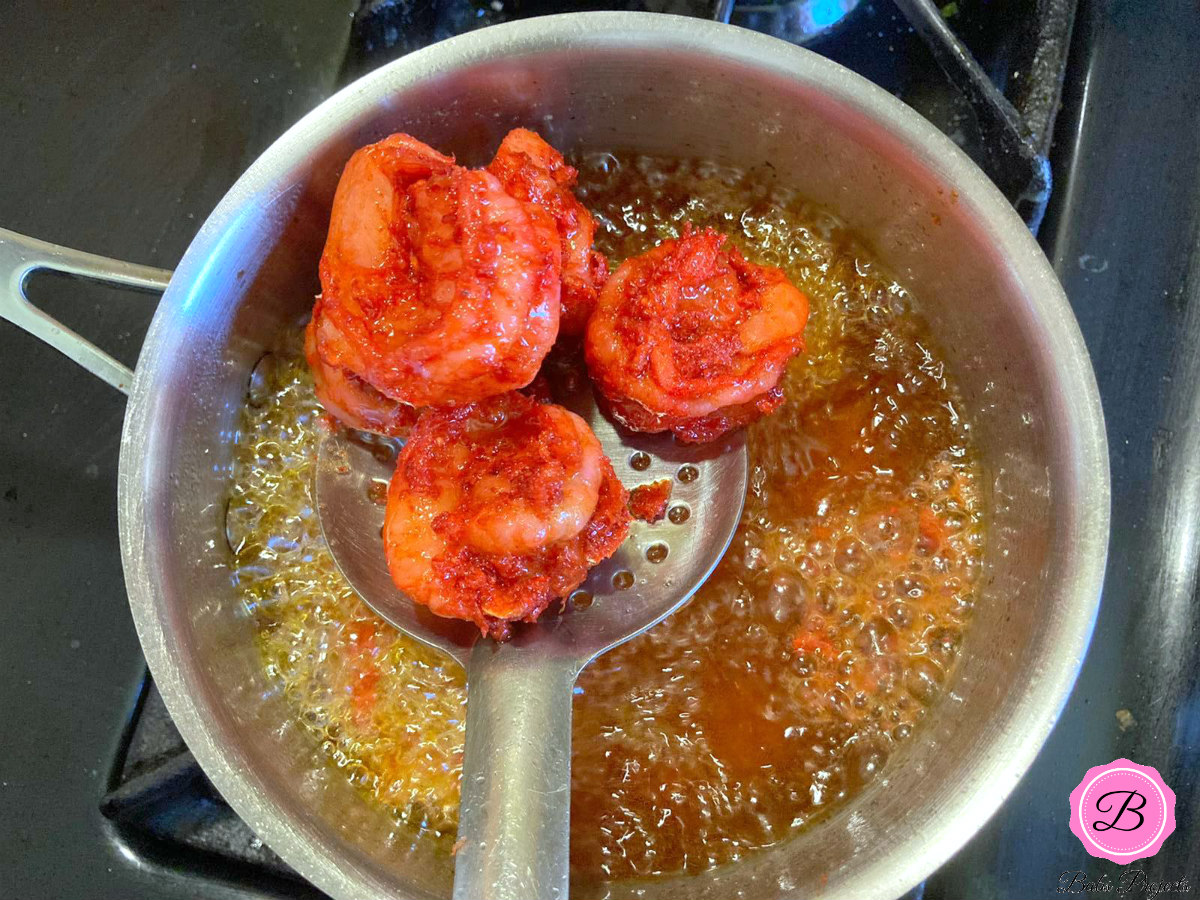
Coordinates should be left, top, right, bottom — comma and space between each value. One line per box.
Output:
1, 1, 1198, 898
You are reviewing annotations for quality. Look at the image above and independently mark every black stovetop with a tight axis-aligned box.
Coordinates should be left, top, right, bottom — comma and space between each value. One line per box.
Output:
2, 2, 1198, 898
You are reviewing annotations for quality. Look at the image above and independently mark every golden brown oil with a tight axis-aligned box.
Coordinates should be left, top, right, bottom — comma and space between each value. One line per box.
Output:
227, 347, 466, 837
227, 154, 986, 884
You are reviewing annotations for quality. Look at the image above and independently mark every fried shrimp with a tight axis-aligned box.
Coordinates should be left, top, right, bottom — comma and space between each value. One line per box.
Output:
384, 392, 630, 638
489, 128, 608, 335
316, 133, 562, 409
585, 226, 809, 442
304, 304, 419, 437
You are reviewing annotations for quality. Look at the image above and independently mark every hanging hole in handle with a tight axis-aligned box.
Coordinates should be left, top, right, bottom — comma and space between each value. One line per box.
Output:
0, 227, 172, 394
20, 269, 155, 373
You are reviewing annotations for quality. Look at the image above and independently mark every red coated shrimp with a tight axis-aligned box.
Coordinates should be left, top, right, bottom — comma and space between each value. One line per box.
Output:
384, 392, 630, 638
305, 304, 419, 437
317, 133, 562, 409
489, 128, 608, 335
585, 226, 809, 443
461, 407, 604, 554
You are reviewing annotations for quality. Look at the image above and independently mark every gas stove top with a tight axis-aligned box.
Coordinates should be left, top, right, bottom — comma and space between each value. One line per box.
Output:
2, 2, 1198, 898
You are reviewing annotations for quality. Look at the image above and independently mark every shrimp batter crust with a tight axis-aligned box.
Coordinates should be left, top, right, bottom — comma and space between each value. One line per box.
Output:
384, 392, 630, 638
628, 479, 672, 523
304, 302, 420, 437
585, 226, 810, 443
315, 133, 562, 410
488, 128, 609, 336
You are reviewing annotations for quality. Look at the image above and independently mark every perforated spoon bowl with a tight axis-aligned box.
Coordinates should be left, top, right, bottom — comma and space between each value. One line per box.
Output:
315, 378, 748, 900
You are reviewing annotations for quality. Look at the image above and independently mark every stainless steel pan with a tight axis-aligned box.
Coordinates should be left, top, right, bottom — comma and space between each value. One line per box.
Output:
0, 13, 1109, 900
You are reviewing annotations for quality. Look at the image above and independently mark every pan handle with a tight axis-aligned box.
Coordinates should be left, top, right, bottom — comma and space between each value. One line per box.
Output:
0, 228, 173, 395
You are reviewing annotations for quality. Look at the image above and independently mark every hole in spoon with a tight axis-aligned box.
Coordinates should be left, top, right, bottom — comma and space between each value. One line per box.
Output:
346, 430, 398, 466
645, 542, 669, 564
676, 464, 699, 484
612, 570, 634, 591
367, 479, 388, 506
667, 504, 691, 524
630, 451, 652, 471
323, 436, 351, 474
570, 589, 594, 609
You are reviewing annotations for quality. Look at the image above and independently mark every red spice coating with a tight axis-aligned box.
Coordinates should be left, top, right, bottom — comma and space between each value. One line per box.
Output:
304, 303, 420, 437
585, 226, 809, 442
384, 393, 630, 638
628, 479, 673, 524
488, 128, 609, 336
317, 133, 562, 409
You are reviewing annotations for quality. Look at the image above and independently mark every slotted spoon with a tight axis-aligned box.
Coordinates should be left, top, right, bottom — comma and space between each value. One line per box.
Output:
315, 377, 748, 900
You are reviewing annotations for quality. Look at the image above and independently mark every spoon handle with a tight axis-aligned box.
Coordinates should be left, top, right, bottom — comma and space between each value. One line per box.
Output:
452, 641, 578, 900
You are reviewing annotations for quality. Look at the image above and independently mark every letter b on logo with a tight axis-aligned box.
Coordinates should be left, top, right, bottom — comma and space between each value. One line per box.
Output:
1092, 790, 1146, 832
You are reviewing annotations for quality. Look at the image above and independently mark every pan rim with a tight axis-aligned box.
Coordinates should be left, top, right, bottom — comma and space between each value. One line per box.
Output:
117, 12, 1109, 900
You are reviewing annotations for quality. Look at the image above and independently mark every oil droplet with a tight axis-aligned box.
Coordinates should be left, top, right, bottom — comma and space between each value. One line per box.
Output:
677, 464, 699, 483
645, 543, 669, 564
667, 505, 691, 524
630, 451, 652, 471
612, 570, 634, 590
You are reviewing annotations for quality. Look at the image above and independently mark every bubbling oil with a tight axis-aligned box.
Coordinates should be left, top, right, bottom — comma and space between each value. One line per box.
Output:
227, 154, 986, 885
227, 348, 466, 837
